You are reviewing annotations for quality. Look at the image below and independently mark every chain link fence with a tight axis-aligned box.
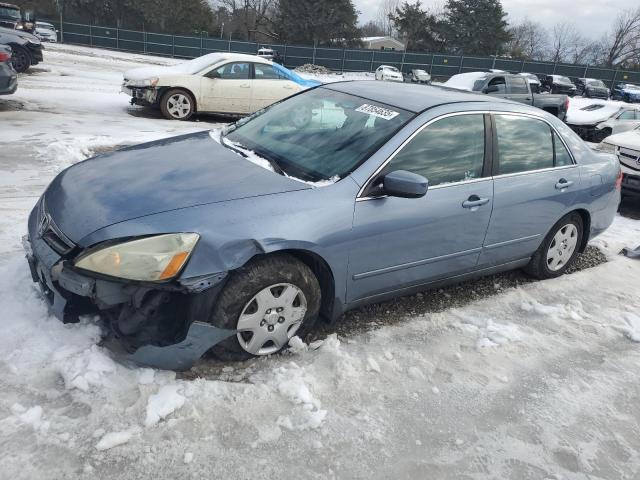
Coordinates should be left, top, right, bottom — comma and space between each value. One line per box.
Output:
50, 21, 640, 86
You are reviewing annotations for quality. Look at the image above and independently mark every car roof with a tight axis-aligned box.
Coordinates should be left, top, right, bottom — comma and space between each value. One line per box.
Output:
322, 81, 514, 113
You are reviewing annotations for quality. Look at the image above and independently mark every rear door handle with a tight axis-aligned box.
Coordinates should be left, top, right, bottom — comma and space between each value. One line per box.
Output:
462, 195, 490, 209
555, 179, 574, 190
240, 84, 251, 88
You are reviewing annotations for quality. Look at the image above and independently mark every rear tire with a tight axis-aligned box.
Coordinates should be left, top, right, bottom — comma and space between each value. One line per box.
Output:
160, 88, 195, 120
11, 45, 31, 73
524, 213, 583, 280
209, 254, 321, 361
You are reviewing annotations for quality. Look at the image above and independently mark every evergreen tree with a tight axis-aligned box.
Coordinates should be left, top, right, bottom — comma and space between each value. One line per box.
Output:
389, 1, 443, 51
442, 0, 510, 55
276, 0, 361, 47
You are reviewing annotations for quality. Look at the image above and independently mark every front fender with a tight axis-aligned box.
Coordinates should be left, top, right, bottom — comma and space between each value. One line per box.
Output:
75, 178, 360, 305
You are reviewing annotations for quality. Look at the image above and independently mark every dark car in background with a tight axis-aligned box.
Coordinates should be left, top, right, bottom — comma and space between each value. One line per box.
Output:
0, 25, 43, 72
0, 43, 17, 94
575, 78, 609, 99
410, 69, 431, 84
542, 75, 577, 96
612, 83, 640, 103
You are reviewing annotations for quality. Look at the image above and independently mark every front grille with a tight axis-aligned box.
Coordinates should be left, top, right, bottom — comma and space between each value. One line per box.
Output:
38, 197, 76, 255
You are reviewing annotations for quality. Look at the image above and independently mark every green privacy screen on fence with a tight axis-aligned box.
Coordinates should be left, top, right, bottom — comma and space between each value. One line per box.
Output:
53, 21, 640, 86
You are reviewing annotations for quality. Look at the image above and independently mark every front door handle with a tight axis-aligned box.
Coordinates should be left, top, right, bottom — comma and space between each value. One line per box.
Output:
240, 84, 251, 88
555, 179, 574, 190
462, 195, 490, 209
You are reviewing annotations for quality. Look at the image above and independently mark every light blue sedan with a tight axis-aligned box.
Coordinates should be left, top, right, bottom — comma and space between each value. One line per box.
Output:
25, 82, 621, 369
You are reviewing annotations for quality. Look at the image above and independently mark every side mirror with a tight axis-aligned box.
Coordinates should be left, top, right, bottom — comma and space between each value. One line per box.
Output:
207, 71, 220, 79
383, 170, 428, 198
483, 85, 499, 94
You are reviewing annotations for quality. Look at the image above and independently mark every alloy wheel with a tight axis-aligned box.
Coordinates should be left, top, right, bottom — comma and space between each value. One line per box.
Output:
166, 93, 191, 119
236, 283, 307, 355
546, 224, 578, 271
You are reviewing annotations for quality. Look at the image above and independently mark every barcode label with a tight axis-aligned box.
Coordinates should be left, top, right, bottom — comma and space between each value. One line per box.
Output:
355, 104, 400, 120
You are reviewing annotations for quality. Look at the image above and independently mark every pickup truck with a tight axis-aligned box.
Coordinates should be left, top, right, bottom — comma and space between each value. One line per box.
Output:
445, 72, 570, 121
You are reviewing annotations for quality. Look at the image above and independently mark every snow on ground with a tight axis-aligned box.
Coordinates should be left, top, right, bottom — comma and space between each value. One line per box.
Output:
1, 44, 640, 479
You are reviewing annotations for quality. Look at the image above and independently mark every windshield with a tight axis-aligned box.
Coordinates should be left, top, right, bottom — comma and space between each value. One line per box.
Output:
223, 88, 413, 183
587, 80, 605, 87
385, 67, 400, 73
624, 84, 640, 91
556, 76, 572, 83
0, 6, 20, 19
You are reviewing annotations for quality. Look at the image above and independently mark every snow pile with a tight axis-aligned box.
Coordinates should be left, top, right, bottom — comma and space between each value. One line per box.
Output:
617, 313, 640, 342
95, 430, 135, 451
144, 385, 186, 427
295, 64, 331, 74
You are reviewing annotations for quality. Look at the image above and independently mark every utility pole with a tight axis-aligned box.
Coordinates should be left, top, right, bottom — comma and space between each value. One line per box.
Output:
57, 0, 64, 43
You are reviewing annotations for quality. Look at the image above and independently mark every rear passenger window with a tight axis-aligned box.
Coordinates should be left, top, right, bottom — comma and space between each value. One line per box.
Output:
509, 77, 529, 94
388, 114, 485, 186
554, 133, 573, 166
495, 115, 553, 174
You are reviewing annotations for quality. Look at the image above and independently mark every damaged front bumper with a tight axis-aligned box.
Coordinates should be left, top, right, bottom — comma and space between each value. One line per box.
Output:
24, 209, 235, 371
122, 84, 159, 107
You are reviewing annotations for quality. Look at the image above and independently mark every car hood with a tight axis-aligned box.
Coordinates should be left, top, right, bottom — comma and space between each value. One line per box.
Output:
44, 131, 310, 242
606, 130, 640, 151
0, 26, 40, 43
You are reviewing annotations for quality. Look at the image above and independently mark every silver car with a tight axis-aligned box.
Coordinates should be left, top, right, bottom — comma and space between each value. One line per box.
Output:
24, 82, 621, 370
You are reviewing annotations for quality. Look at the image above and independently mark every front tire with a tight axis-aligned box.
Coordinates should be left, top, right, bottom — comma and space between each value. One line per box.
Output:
160, 88, 195, 120
11, 45, 31, 73
209, 254, 321, 361
525, 213, 583, 280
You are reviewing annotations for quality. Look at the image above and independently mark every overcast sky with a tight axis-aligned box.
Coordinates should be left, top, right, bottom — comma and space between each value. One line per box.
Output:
354, 0, 630, 39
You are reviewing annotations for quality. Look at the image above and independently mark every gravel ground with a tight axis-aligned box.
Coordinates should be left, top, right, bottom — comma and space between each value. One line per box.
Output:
312, 246, 608, 339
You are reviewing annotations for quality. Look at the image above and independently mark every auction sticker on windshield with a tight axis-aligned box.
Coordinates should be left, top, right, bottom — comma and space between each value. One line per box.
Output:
355, 104, 400, 120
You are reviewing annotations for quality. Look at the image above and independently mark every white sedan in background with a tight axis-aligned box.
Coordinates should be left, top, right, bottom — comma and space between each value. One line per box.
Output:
122, 53, 320, 120
375, 65, 404, 82
597, 125, 640, 197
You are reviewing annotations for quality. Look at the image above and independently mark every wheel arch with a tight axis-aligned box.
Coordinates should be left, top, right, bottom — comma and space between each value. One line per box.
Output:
159, 86, 198, 112
571, 208, 591, 252
277, 249, 336, 323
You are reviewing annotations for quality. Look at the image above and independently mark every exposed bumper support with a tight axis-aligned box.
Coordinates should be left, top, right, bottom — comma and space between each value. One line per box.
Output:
24, 232, 232, 370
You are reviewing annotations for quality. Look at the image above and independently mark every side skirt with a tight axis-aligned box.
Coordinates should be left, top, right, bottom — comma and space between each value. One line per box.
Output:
343, 257, 531, 313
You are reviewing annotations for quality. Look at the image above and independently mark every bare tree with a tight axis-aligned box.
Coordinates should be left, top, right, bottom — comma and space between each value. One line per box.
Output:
547, 22, 582, 63
375, 0, 400, 37
600, 7, 640, 67
361, 20, 385, 37
507, 19, 547, 60
216, 0, 278, 40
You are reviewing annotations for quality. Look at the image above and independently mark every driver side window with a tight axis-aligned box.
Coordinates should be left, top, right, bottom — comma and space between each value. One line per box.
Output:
387, 114, 486, 186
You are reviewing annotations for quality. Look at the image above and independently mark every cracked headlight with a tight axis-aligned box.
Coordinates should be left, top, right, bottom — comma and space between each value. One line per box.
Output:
126, 77, 159, 88
75, 233, 199, 282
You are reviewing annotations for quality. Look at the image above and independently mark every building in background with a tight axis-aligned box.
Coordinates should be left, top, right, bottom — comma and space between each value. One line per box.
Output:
361, 36, 404, 51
